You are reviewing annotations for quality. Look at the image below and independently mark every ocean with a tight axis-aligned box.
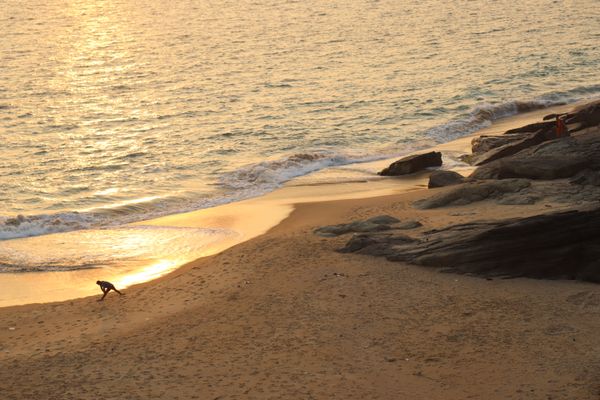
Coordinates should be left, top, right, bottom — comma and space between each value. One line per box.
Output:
1, 0, 599, 275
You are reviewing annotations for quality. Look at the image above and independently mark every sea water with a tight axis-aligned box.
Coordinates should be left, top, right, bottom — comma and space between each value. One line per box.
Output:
1, 0, 599, 275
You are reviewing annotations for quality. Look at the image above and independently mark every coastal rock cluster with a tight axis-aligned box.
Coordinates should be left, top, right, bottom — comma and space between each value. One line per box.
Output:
339, 206, 600, 282
331, 101, 600, 282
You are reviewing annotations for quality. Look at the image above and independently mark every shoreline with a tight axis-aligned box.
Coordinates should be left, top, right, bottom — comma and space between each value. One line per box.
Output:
0, 101, 580, 308
1, 100, 599, 399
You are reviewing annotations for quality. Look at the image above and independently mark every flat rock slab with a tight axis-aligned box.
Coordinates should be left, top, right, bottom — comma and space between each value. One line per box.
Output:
415, 179, 530, 209
379, 151, 442, 176
338, 206, 600, 282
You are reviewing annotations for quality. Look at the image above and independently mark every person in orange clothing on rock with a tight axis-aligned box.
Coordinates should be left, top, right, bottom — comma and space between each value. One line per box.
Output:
555, 115, 568, 138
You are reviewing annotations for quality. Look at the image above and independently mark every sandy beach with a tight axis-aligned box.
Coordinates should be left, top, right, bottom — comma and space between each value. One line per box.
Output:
1, 105, 600, 399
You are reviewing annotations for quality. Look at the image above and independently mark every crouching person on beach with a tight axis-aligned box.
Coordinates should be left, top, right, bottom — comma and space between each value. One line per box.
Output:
96, 280, 123, 301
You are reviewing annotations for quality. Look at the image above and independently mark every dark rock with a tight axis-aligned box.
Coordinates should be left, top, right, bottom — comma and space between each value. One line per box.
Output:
340, 206, 600, 282
471, 129, 549, 166
414, 179, 530, 209
428, 170, 464, 188
314, 222, 390, 237
496, 194, 538, 205
543, 100, 600, 134
338, 233, 417, 255
570, 169, 600, 186
314, 215, 400, 237
567, 100, 600, 132
504, 121, 554, 134
365, 215, 400, 225
5, 215, 25, 226
348, 221, 392, 233
396, 220, 423, 229
471, 134, 528, 154
471, 130, 600, 180
379, 152, 442, 176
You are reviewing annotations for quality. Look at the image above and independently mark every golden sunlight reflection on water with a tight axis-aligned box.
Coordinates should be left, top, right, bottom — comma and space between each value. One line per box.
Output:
116, 259, 181, 288
0, 224, 239, 306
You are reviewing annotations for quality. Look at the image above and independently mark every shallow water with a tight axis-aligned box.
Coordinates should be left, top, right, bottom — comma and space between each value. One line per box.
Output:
1, 0, 599, 275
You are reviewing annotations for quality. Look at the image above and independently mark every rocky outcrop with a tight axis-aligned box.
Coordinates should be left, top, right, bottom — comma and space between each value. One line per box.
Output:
338, 206, 600, 282
428, 170, 464, 188
329, 101, 600, 283
464, 102, 600, 168
379, 151, 442, 176
471, 130, 600, 180
415, 179, 530, 209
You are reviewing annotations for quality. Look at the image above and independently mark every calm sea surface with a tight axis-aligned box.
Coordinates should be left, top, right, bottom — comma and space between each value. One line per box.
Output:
0, 0, 599, 272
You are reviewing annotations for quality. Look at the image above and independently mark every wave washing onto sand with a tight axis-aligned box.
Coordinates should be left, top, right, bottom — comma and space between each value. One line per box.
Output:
2, 90, 599, 242
0, 152, 381, 240
219, 152, 385, 191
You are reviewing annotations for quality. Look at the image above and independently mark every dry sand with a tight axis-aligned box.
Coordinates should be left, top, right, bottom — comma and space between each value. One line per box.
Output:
1, 104, 599, 399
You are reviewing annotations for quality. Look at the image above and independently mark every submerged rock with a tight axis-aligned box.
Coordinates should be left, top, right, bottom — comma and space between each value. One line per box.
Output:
379, 151, 442, 176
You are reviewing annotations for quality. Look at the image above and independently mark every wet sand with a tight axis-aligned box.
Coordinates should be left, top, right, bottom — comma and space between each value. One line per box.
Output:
1, 104, 599, 399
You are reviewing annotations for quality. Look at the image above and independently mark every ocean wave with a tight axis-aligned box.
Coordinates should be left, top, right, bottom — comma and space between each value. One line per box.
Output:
0, 213, 94, 241
0, 196, 190, 240
0, 261, 102, 273
423, 100, 547, 142
424, 89, 600, 142
218, 151, 384, 191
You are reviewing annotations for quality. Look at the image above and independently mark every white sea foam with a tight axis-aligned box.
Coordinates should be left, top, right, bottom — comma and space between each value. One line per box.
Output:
426, 99, 560, 142
219, 152, 383, 191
